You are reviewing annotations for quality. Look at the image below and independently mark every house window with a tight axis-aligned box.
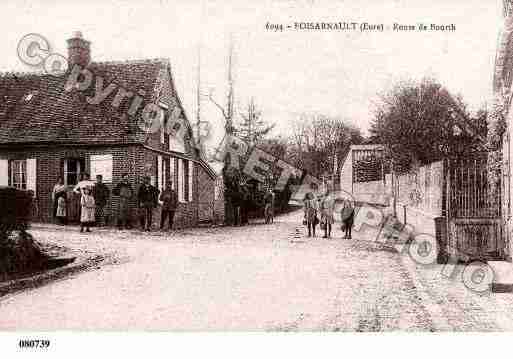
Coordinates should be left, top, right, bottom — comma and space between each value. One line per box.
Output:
9, 159, 27, 190
64, 158, 85, 186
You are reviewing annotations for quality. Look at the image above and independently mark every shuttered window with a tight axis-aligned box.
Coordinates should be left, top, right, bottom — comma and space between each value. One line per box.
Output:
178, 158, 184, 202
169, 158, 175, 190
188, 161, 194, 202
157, 155, 163, 203
26, 158, 37, 195
0, 159, 8, 186
90, 155, 113, 183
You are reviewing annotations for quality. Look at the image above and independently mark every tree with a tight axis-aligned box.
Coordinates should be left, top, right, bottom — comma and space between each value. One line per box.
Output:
236, 97, 275, 145
370, 77, 487, 172
258, 136, 288, 160
289, 113, 363, 178
208, 37, 236, 135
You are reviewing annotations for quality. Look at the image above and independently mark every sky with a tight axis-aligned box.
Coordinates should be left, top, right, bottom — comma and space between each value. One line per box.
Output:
0, 0, 504, 150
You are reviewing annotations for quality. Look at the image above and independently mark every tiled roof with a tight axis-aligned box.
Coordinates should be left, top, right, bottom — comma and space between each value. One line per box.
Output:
0, 59, 170, 145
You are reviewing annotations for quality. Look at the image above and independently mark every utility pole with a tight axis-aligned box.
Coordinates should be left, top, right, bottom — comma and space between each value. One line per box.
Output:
248, 97, 254, 145
209, 34, 235, 135
226, 37, 235, 135
196, 43, 202, 143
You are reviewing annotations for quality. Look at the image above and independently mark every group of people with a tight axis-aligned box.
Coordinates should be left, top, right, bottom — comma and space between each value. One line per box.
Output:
51, 173, 179, 233
303, 191, 355, 239
230, 186, 275, 226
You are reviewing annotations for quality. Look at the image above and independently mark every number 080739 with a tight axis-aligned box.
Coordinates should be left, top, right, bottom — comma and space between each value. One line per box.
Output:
18, 339, 50, 349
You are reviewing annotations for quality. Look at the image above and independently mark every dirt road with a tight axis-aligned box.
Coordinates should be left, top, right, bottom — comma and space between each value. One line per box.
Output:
2, 210, 513, 331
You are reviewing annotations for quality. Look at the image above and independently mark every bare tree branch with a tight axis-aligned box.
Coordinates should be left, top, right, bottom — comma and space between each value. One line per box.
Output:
208, 93, 230, 120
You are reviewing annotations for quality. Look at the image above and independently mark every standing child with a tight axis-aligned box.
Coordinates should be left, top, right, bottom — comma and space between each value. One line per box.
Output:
56, 191, 67, 225
341, 198, 355, 239
320, 190, 335, 238
80, 187, 96, 233
303, 192, 318, 237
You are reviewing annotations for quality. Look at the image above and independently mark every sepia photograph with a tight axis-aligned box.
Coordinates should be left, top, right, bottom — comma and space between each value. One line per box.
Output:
1, 0, 512, 357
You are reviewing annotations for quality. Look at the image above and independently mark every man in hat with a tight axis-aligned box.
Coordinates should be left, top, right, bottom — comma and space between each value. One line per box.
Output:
93, 174, 110, 226
159, 181, 178, 230
138, 176, 159, 231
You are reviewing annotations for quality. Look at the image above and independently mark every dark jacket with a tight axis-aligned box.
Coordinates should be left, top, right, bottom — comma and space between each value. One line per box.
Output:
93, 183, 110, 207
113, 181, 133, 199
138, 184, 159, 208
159, 188, 178, 211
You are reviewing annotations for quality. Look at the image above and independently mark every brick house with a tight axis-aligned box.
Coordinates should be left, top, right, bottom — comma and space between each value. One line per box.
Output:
0, 31, 224, 228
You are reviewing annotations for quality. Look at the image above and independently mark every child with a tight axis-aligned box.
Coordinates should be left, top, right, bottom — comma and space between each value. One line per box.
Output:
56, 191, 67, 225
80, 187, 96, 233
303, 192, 318, 237
341, 198, 354, 239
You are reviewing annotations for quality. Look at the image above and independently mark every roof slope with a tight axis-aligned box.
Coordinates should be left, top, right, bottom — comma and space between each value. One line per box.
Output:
0, 59, 169, 145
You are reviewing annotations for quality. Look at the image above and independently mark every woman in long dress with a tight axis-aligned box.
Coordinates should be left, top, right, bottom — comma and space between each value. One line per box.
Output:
80, 187, 96, 233
52, 177, 66, 220
56, 191, 67, 225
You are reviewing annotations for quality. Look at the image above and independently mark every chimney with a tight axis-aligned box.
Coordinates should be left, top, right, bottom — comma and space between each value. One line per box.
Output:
66, 31, 91, 68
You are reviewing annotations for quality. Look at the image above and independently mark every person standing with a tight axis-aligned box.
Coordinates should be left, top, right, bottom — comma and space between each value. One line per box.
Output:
113, 173, 133, 230
303, 192, 318, 237
80, 187, 95, 233
138, 176, 158, 231
264, 188, 275, 224
341, 198, 355, 239
52, 177, 66, 221
240, 184, 250, 225
320, 192, 335, 238
159, 182, 178, 230
55, 191, 67, 225
231, 180, 242, 226
92, 175, 110, 226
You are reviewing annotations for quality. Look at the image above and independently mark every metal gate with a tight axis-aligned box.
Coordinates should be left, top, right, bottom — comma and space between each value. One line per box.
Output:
445, 155, 509, 261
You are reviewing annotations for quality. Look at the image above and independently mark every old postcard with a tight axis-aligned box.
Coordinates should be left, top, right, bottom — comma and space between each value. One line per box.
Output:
0, 0, 512, 357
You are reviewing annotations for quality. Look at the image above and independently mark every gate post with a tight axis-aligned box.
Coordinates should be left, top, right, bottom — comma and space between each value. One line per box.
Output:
438, 158, 450, 264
